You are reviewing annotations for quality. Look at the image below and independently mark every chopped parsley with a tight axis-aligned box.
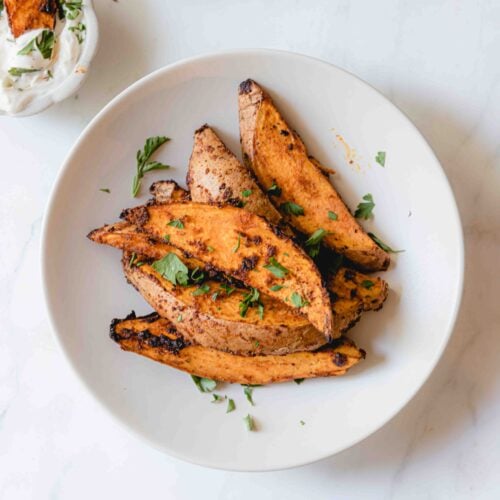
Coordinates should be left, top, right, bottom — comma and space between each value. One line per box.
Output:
191, 375, 217, 393
328, 211, 338, 221
300, 420, 305, 426
17, 38, 36, 56
132, 136, 170, 197
280, 201, 304, 216
257, 303, 264, 320
375, 151, 386, 167
294, 378, 305, 385
18, 30, 55, 59
220, 283, 236, 295
305, 228, 328, 258
263, 257, 289, 278
354, 193, 375, 220
192, 283, 210, 296
211, 291, 220, 301
239, 288, 263, 318
37, 30, 55, 58
241, 189, 252, 197
207, 245, 214, 252
290, 292, 309, 308
177, 314, 183, 322
211, 394, 225, 403
128, 253, 137, 267
267, 182, 282, 196
8, 67, 40, 77
254, 341, 260, 347
190, 267, 205, 284
232, 234, 241, 253
61, 0, 83, 20
368, 232, 404, 253
243, 414, 255, 431
99, 188, 110, 193
151, 253, 189, 286
167, 218, 184, 229
243, 386, 255, 406
269, 284, 284, 291
226, 398, 236, 413
361, 280, 375, 289
69, 22, 86, 44
163, 234, 170, 242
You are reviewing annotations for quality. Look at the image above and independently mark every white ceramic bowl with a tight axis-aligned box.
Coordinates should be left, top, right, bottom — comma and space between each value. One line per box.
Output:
2, 0, 98, 117
41, 50, 464, 471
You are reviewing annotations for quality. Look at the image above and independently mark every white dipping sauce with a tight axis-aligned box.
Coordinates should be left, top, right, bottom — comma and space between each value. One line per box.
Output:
0, 4, 85, 114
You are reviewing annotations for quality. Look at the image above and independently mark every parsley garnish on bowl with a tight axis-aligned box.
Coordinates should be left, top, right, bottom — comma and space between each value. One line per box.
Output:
132, 136, 171, 197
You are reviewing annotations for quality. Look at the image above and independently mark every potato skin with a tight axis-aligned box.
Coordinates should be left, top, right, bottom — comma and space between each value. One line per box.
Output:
111, 312, 365, 384
122, 202, 334, 337
5, 0, 56, 38
238, 79, 390, 272
187, 124, 283, 225
123, 253, 327, 356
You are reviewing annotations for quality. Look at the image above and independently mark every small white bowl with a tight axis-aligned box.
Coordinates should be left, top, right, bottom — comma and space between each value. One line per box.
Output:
1, 0, 98, 117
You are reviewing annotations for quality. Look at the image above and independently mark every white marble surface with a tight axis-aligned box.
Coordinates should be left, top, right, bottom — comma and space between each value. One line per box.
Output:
0, 0, 499, 498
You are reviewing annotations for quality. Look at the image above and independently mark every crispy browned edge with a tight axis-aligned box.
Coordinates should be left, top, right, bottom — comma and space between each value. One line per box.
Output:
4, 0, 56, 38
110, 312, 365, 384
238, 78, 391, 272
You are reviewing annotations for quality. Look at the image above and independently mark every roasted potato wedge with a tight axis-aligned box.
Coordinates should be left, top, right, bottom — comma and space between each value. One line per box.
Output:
187, 125, 283, 225
238, 79, 390, 272
122, 202, 333, 337
4, 0, 56, 38
111, 312, 365, 384
123, 253, 327, 355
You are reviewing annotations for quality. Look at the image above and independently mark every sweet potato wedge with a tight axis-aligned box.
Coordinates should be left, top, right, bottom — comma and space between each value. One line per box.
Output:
238, 79, 390, 272
111, 312, 365, 384
187, 125, 283, 225
4, 0, 56, 38
123, 253, 327, 355
121, 202, 333, 337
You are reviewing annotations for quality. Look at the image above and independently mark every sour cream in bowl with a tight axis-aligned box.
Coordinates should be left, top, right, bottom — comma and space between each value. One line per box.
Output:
0, 0, 98, 117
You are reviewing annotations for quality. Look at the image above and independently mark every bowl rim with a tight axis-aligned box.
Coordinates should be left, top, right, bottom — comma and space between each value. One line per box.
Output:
1, 0, 99, 118
40, 48, 465, 471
